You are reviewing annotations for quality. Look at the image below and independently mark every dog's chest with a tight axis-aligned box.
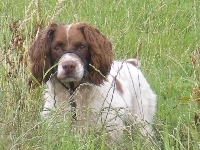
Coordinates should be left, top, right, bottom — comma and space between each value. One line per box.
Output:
53, 82, 95, 109
53, 82, 99, 120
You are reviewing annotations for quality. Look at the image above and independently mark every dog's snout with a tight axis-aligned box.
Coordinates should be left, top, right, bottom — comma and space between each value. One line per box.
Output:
57, 54, 84, 80
62, 61, 76, 73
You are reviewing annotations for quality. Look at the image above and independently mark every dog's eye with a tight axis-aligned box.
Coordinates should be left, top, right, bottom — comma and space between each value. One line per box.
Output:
79, 45, 86, 50
53, 45, 60, 51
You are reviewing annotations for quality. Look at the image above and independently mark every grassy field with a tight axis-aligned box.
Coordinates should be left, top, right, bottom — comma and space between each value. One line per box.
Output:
1, 0, 200, 149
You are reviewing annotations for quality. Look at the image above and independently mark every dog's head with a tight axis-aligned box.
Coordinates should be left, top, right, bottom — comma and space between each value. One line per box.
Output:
29, 23, 113, 85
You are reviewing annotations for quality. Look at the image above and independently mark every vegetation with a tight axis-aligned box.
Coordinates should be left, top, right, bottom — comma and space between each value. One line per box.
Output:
0, 0, 200, 149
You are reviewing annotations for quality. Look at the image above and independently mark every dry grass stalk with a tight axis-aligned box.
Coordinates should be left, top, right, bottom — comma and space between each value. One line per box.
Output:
190, 48, 200, 107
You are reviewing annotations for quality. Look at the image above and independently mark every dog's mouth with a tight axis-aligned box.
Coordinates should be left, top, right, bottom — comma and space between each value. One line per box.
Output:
57, 74, 82, 82
57, 65, 84, 82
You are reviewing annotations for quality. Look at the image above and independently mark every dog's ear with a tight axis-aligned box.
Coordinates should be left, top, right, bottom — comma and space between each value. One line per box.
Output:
28, 24, 58, 85
79, 23, 113, 85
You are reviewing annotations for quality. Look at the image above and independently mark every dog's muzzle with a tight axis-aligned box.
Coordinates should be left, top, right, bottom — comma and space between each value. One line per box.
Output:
62, 50, 89, 72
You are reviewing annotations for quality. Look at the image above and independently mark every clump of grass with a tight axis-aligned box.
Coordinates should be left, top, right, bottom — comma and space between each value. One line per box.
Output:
190, 48, 200, 131
190, 48, 200, 106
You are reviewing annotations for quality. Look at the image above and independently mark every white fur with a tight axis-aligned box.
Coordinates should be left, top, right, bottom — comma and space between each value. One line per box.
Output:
42, 58, 157, 137
66, 24, 71, 47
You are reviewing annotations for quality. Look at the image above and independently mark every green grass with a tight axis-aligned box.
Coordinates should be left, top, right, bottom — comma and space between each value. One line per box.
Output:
1, 0, 200, 149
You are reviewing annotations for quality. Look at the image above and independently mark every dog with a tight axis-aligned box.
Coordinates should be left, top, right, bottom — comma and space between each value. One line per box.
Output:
29, 22, 157, 138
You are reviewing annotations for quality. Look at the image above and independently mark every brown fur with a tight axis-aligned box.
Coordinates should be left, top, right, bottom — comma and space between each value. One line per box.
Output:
127, 60, 137, 67
29, 23, 113, 85
115, 78, 123, 95
110, 75, 123, 95
77, 23, 113, 85
29, 24, 58, 84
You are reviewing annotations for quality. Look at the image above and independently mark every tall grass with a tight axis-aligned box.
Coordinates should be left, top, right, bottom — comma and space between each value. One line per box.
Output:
0, 0, 200, 149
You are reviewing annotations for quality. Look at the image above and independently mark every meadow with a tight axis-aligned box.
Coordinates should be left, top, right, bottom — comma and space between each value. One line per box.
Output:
0, 0, 200, 149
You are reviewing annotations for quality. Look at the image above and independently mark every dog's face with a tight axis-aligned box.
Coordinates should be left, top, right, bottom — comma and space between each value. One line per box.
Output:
29, 23, 113, 85
50, 24, 91, 82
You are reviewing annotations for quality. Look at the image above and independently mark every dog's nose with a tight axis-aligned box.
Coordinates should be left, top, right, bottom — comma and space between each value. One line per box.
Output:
62, 61, 76, 73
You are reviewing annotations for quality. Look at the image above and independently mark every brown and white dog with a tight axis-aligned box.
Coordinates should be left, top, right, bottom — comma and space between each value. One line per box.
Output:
29, 22, 157, 137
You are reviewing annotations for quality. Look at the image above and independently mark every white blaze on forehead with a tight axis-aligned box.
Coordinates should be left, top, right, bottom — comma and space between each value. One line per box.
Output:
66, 24, 72, 36
66, 24, 72, 46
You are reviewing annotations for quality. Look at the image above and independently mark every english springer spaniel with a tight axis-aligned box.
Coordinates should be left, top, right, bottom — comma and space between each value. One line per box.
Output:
29, 22, 157, 138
